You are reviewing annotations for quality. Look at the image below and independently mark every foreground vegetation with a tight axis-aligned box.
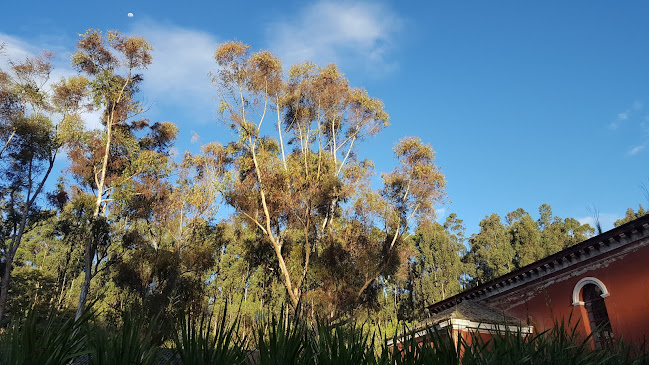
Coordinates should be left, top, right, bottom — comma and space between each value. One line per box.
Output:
0, 307, 646, 365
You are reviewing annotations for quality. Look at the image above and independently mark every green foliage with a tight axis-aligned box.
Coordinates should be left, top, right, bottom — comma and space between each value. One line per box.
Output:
391, 319, 649, 365
391, 326, 461, 365
4, 265, 57, 316
409, 215, 466, 318
87, 311, 162, 365
508, 208, 543, 267
0, 309, 89, 365
0, 305, 647, 365
173, 306, 248, 365
615, 205, 648, 227
314, 319, 385, 365
0, 48, 87, 322
464, 205, 594, 286
208, 40, 444, 316
458, 318, 649, 365
253, 309, 313, 365
465, 213, 514, 284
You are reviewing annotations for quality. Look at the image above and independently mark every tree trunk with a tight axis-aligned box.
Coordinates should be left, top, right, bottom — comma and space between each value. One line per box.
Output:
76, 105, 113, 320
56, 271, 68, 310
75, 243, 94, 320
0, 251, 15, 322
56, 239, 74, 310
0, 199, 31, 322
0, 157, 54, 323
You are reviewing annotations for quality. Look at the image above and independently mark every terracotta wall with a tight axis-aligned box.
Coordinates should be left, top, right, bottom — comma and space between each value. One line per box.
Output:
487, 243, 649, 346
456, 329, 494, 347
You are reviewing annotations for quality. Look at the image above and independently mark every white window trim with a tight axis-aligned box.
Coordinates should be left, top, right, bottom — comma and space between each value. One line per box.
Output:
572, 277, 610, 306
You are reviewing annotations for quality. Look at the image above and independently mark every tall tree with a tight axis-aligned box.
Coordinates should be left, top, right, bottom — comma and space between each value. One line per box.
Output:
614, 205, 647, 227
562, 217, 593, 247
506, 208, 542, 268
106, 118, 182, 323
465, 205, 593, 286
411, 214, 465, 313
0, 53, 87, 321
208, 41, 445, 314
66, 29, 155, 319
46, 184, 90, 311
356, 137, 446, 298
536, 204, 593, 255
464, 213, 514, 285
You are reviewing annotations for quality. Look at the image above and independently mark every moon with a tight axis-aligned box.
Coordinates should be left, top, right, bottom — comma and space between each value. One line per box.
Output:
127, 13, 134, 17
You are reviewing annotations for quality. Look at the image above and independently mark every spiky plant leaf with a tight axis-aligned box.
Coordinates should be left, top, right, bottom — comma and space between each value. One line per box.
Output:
0, 308, 90, 365
87, 310, 163, 365
173, 305, 247, 365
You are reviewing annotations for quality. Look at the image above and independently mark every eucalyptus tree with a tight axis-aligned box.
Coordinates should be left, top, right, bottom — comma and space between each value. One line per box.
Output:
465, 206, 594, 285
410, 214, 466, 314
206, 41, 445, 315
614, 205, 647, 227
349, 137, 446, 305
0, 52, 88, 321
65, 29, 166, 320
464, 213, 514, 285
0, 53, 87, 318
535, 204, 593, 255
506, 208, 543, 268
44, 184, 91, 311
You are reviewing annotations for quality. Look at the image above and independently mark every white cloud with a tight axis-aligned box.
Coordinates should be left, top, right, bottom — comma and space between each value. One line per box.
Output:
609, 101, 644, 130
577, 213, 622, 233
608, 102, 649, 156
266, 1, 402, 75
627, 145, 646, 156
609, 113, 626, 130
2, 23, 221, 129
0, 34, 36, 61
129, 21, 219, 121
632, 101, 643, 111
0, 33, 104, 130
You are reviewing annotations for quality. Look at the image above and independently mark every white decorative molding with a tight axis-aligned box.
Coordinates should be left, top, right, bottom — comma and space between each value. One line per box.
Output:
572, 277, 610, 306
386, 318, 534, 347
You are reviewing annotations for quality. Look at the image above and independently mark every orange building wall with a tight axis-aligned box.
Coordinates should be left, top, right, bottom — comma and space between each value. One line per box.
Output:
486, 243, 649, 346
456, 329, 494, 347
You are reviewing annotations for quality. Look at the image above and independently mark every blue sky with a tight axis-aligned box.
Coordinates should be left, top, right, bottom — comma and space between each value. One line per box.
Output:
1, 0, 648, 236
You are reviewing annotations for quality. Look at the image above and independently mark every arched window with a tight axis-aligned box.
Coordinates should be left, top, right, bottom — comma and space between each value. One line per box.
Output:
572, 277, 613, 348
